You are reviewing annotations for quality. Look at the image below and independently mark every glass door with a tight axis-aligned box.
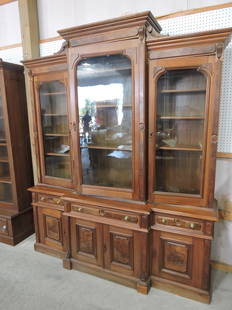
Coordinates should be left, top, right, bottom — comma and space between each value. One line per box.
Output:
76, 54, 132, 189
0, 94, 13, 204
151, 67, 209, 203
37, 75, 72, 187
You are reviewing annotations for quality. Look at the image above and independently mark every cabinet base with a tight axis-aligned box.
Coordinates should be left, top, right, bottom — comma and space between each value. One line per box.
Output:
63, 258, 150, 294
151, 276, 210, 304
34, 243, 66, 259
0, 208, 34, 246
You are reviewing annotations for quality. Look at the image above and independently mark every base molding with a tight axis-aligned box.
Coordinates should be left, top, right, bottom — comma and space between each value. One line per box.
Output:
211, 260, 232, 273
64, 258, 150, 294
34, 243, 66, 259
151, 276, 210, 304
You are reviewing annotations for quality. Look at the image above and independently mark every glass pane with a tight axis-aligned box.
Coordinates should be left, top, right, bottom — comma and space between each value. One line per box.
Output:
0, 94, 12, 202
155, 69, 206, 195
39, 81, 71, 179
0, 183, 12, 203
0, 95, 6, 142
77, 54, 132, 188
155, 150, 202, 194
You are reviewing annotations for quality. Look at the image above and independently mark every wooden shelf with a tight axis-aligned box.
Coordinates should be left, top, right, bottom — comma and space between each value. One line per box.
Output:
158, 146, 202, 152
44, 133, 69, 137
81, 145, 132, 151
0, 158, 8, 163
96, 104, 132, 108
43, 114, 67, 117
0, 177, 12, 184
40, 92, 65, 96
46, 152, 70, 157
159, 116, 204, 120
160, 89, 206, 94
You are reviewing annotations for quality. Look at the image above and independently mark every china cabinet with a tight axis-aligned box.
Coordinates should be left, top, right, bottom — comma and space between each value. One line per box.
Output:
23, 11, 232, 303
0, 60, 33, 245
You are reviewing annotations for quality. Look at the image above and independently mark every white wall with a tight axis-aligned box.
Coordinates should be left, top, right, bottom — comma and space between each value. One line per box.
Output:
0, 1, 21, 46
37, 0, 232, 39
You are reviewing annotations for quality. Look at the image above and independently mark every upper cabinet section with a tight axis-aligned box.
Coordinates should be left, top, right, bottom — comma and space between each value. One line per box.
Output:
148, 28, 232, 207
77, 54, 132, 189
60, 11, 161, 201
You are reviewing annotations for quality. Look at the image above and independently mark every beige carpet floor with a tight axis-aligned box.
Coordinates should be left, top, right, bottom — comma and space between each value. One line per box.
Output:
0, 234, 231, 310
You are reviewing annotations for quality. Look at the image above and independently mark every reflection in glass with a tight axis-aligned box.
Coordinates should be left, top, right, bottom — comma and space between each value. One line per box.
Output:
39, 81, 71, 179
0, 94, 12, 202
77, 54, 132, 188
155, 69, 206, 194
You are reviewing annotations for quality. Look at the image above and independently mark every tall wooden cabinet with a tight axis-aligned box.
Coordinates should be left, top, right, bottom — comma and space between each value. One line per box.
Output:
23, 12, 232, 303
0, 60, 34, 245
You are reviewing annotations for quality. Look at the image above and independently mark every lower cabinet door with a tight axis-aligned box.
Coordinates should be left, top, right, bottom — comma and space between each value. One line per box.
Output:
70, 218, 103, 266
151, 231, 210, 290
38, 207, 64, 251
103, 225, 135, 276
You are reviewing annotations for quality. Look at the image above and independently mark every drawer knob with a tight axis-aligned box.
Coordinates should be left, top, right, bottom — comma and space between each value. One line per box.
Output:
56, 199, 61, 204
190, 223, 195, 229
78, 207, 82, 212
161, 218, 167, 224
124, 216, 129, 221
2, 225, 7, 231
99, 210, 105, 216
40, 197, 45, 201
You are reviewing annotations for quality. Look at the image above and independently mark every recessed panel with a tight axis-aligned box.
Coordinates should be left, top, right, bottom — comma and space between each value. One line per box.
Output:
111, 233, 133, 267
45, 215, 61, 242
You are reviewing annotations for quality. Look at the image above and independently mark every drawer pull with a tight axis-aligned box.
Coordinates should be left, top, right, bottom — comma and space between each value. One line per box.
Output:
124, 216, 129, 221
99, 210, 105, 216
1, 225, 7, 231
161, 218, 167, 224
190, 223, 195, 229
77, 207, 82, 212
40, 197, 45, 201
56, 199, 61, 204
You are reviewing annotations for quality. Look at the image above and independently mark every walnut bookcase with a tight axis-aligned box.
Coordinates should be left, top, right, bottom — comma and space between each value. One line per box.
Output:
23, 12, 232, 303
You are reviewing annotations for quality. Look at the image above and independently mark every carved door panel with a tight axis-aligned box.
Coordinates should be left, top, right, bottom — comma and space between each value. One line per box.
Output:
38, 207, 64, 251
151, 231, 209, 289
103, 225, 135, 276
71, 218, 103, 266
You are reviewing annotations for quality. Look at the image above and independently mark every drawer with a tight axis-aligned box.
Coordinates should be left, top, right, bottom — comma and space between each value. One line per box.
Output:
0, 218, 9, 236
71, 203, 139, 225
37, 194, 64, 207
154, 214, 203, 233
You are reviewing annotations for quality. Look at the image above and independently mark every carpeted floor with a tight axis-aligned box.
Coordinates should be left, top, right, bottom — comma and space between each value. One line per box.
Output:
0, 234, 231, 310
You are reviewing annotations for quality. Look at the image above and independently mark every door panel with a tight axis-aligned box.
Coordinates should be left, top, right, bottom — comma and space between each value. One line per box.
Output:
103, 225, 134, 276
38, 207, 63, 250
34, 72, 72, 188
70, 218, 103, 266
151, 230, 208, 289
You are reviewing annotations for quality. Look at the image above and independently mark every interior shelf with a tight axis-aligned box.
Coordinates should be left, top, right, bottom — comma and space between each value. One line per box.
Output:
158, 146, 202, 152
0, 177, 12, 184
44, 133, 69, 137
160, 89, 206, 94
159, 116, 204, 120
81, 145, 132, 151
0, 158, 8, 162
45, 152, 70, 157
40, 92, 66, 96
96, 104, 132, 108
43, 114, 67, 117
